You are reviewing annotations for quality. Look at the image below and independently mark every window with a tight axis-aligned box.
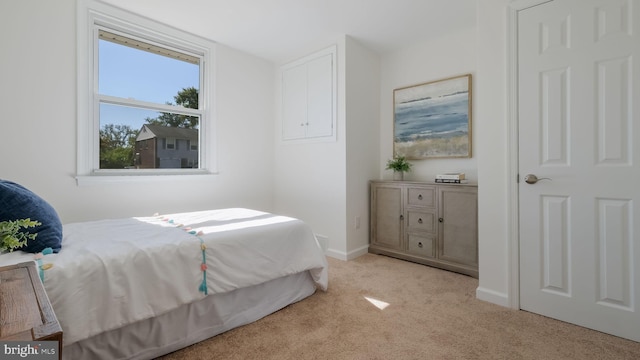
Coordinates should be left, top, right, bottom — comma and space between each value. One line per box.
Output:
166, 137, 176, 150
77, 0, 216, 182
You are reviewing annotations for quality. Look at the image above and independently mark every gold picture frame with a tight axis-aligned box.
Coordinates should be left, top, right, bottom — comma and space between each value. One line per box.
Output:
393, 74, 472, 159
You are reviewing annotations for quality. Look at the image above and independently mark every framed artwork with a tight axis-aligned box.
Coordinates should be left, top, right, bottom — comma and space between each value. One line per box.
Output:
393, 74, 472, 159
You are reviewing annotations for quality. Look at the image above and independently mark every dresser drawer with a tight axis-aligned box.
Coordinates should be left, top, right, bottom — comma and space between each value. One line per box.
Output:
407, 186, 436, 208
407, 234, 435, 258
406, 210, 436, 232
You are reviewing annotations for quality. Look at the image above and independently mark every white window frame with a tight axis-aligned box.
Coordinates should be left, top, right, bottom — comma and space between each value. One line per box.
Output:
76, 0, 217, 185
166, 137, 176, 150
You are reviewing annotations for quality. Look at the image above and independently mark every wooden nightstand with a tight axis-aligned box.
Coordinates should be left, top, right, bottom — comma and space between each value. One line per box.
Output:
0, 261, 63, 357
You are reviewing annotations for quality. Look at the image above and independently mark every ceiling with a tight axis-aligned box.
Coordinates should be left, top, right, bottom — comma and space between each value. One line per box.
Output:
100, 0, 477, 64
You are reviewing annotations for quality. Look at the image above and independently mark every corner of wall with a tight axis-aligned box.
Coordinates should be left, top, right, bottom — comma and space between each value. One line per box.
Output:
476, 286, 510, 308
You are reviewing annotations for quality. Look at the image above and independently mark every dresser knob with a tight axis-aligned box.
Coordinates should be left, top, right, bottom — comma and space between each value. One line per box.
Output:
439, 218, 444, 223
418, 242, 423, 248
418, 218, 423, 224
418, 194, 423, 200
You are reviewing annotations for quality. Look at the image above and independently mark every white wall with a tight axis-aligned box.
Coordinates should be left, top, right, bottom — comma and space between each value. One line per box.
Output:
0, 0, 277, 223
475, 0, 513, 306
344, 36, 381, 257
274, 35, 380, 260
273, 40, 348, 257
379, 28, 478, 182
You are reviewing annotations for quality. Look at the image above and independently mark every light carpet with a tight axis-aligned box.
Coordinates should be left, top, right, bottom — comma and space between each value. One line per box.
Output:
158, 254, 640, 359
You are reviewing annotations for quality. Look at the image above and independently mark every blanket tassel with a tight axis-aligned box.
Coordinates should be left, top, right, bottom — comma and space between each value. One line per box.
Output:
162, 216, 209, 295
199, 240, 208, 295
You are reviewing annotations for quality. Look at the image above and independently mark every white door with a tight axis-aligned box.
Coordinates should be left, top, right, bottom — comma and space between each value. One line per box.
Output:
518, 0, 640, 341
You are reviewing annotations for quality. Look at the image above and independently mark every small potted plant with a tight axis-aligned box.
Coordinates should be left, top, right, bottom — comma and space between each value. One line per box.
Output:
386, 155, 412, 181
0, 218, 41, 252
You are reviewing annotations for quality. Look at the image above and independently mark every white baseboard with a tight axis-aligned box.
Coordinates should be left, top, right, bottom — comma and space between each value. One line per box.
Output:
325, 245, 369, 261
346, 245, 369, 260
325, 249, 347, 260
476, 286, 510, 307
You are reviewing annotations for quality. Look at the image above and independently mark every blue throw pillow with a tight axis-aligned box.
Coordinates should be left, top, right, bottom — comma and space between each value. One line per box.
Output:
0, 180, 62, 253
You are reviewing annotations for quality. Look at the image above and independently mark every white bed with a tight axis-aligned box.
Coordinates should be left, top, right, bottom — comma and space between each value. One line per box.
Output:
0, 208, 328, 360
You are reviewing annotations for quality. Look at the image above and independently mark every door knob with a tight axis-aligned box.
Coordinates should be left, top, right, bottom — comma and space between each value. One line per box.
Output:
524, 174, 551, 184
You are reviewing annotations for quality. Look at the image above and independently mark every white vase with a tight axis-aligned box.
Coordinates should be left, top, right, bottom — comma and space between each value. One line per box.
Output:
393, 171, 404, 181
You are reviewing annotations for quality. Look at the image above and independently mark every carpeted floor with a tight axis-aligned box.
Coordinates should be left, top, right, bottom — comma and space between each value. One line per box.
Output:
157, 254, 640, 359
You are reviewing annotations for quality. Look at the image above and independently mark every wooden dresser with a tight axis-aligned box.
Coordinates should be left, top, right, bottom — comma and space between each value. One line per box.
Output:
0, 261, 62, 356
369, 181, 478, 278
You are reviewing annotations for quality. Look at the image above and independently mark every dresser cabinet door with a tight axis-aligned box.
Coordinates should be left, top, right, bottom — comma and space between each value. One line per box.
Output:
438, 186, 478, 267
371, 184, 403, 250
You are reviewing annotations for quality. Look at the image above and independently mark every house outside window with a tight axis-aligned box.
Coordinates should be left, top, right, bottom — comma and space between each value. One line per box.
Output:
136, 125, 198, 169
77, 0, 216, 182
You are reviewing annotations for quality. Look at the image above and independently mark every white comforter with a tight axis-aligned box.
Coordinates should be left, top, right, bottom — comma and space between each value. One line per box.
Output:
0, 208, 328, 346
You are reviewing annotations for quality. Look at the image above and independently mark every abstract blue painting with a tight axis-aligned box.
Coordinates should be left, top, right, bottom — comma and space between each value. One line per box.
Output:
394, 74, 471, 159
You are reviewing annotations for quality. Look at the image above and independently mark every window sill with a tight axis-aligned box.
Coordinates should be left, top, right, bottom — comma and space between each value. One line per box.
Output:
75, 170, 218, 186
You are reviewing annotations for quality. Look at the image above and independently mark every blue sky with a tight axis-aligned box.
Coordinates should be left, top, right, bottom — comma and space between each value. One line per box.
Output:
98, 40, 199, 130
